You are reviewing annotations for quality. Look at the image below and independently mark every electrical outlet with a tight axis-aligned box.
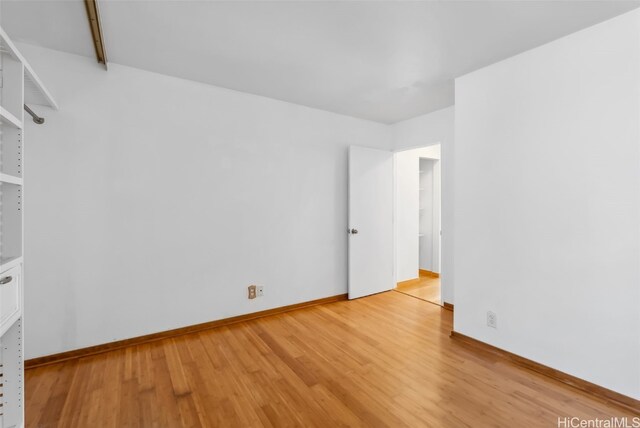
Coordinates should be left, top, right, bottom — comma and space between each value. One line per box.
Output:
248, 285, 257, 299
257, 286, 264, 297
487, 311, 497, 328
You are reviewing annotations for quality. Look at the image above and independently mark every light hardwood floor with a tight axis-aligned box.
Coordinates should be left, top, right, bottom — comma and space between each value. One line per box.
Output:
395, 274, 441, 305
26, 291, 636, 427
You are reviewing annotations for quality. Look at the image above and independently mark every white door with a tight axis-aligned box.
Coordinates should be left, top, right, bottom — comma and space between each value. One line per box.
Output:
348, 145, 394, 299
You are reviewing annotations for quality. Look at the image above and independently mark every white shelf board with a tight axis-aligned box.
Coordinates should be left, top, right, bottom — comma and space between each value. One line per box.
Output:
0, 256, 22, 273
24, 64, 58, 109
0, 173, 23, 185
0, 107, 23, 129
0, 310, 22, 339
0, 26, 58, 110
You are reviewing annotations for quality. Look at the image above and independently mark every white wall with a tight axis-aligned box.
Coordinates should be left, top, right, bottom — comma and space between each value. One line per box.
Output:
395, 151, 419, 282
393, 107, 454, 304
19, 43, 392, 359
454, 10, 640, 399
419, 159, 434, 272
431, 160, 441, 274
395, 145, 441, 282
394, 107, 454, 152
419, 157, 441, 273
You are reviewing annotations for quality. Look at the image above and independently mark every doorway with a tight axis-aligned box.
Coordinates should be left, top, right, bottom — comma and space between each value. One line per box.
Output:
394, 145, 441, 306
346, 144, 444, 304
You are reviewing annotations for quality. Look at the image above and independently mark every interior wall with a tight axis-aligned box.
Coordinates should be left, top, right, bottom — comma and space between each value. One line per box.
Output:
394, 151, 419, 282
393, 107, 453, 303
419, 158, 440, 273
454, 10, 640, 399
19, 43, 393, 359
431, 159, 441, 273
419, 159, 434, 272
394, 145, 440, 282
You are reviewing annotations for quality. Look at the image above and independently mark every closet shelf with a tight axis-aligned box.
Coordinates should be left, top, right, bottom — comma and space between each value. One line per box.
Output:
0, 173, 23, 185
25, 65, 58, 109
0, 256, 22, 273
1, 27, 58, 110
0, 107, 23, 129
0, 311, 22, 339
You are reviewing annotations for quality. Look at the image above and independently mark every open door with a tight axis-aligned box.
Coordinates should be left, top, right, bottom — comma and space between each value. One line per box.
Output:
348, 145, 394, 299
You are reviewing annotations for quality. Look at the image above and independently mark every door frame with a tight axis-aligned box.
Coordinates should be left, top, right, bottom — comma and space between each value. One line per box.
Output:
392, 142, 446, 304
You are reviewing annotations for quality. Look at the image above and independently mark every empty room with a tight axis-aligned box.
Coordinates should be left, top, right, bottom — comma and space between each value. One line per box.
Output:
0, 0, 639, 426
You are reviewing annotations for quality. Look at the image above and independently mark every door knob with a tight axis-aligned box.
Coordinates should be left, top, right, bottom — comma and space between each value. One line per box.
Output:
350, 228, 359, 234
0, 276, 13, 285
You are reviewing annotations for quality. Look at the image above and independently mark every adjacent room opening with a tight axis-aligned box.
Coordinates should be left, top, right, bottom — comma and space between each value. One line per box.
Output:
395, 144, 442, 306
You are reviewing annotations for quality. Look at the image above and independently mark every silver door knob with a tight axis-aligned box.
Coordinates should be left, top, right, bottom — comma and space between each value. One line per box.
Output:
0, 276, 13, 285
350, 228, 358, 234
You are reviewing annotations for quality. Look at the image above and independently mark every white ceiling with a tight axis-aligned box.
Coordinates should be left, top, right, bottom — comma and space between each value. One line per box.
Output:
2, 1, 639, 123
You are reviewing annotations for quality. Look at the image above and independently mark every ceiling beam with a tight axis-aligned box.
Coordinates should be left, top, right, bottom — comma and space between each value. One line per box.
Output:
84, 0, 108, 67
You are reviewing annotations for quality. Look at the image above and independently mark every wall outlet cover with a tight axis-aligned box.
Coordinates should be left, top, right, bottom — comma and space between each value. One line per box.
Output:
248, 285, 257, 299
257, 286, 264, 297
487, 311, 497, 328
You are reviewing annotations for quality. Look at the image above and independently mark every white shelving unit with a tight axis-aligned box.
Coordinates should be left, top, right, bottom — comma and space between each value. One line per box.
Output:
0, 25, 57, 428
0, 108, 22, 130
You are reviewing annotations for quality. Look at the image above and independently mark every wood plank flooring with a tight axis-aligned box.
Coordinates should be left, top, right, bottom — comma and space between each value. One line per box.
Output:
396, 274, 441, 305
26, 291, 637, 427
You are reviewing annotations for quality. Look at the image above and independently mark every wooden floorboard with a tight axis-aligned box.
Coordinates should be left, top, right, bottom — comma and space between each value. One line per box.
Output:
396, 274, 441, 305
25, 291, 637, 427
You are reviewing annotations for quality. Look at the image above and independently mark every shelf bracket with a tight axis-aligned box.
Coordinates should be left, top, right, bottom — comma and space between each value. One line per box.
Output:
23, 105, 44, 125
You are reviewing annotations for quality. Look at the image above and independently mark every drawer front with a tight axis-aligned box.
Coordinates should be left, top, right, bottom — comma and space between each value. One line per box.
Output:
0, 265, 21, 332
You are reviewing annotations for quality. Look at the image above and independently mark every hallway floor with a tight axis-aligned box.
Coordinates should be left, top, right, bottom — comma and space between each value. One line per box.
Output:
395, 271, 441, 306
